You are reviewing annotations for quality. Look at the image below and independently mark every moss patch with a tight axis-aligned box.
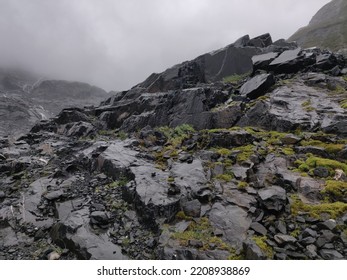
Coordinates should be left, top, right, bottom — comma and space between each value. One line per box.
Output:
222, 72, 250, 84
300, 140, 345, 154
172, 217, 236, 253
290, 194, 347, 219
321, 180, 347, 201
251, 236, 273, 259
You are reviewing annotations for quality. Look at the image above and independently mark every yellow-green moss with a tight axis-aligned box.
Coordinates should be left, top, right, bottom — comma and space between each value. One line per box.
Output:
290, 228, 301, 238
300, 140, 345, 154
216, 148, 232, 157
232, 145, 255, 163
238, 181, 248, 188
175, 211, 193, 221
251, 236, 273, 259
172, 217, 235, 252
321, 180, 347, 201
167, 176, 175, 183
290, 195, 347, 219
281, 147, 295, 156
215, 173, 234, 182
305, 156, 347, 174
340, 99, 347, 109
223, 73, 250, 84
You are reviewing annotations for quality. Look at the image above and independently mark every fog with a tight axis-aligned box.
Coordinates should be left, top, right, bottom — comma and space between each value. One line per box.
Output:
0, 0, 331, 91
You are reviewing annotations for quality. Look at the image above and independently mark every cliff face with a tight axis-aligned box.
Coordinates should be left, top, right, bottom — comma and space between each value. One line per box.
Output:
288, 0, 347, 51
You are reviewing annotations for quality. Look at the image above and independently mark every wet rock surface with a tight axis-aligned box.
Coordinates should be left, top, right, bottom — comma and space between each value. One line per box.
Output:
0, 33, 347, 260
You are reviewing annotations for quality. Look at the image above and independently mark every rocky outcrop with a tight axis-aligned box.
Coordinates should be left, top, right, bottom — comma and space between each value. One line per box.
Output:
0, 32, 347, 261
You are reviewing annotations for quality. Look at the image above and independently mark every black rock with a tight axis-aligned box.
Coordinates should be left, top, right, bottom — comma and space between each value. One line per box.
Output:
243, 239, 266, 260
317, 219, 337, 231
258, 186, 286, 212
302, 228, 318, 238
275, 220, 287, 235
274, 234, 297, 245
252, 52, 279, 71
313, 167, 330, 178
300, 237, 316, 245
90, 211, 109, 225
250, 222, 268, 236
269, 48, 303, 73
182, 199, 201, 218
240, 74, 275, 100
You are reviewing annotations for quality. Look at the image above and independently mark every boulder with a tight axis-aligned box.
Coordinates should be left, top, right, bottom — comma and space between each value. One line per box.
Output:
209, 203, 251, 250
240, 74, 275, 100
258, 186, 286, 211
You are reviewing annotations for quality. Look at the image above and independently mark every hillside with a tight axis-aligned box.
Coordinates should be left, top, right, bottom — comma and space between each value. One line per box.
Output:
288, 0, 347, 51
0, 34, 347, 260
0, 68, 110, 138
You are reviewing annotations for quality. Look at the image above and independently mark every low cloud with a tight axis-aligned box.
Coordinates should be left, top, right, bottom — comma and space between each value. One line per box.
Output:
0, 0, 330, 91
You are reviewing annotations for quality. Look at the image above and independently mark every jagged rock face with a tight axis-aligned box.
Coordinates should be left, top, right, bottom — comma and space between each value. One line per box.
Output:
288, 0, 347, 52
1, 33, 347, 260
135, 33, 278, 93
0, 68, 110, 138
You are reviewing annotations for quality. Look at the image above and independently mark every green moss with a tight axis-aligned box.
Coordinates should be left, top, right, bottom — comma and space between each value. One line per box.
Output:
222, 72, 250, 84
167, 176, 175, 183
238, 181, 248, 189
340, 99, 347, 109
175, 211, 193, 221
216, 148, 232, 157
281, 147, 295, 156
251, 236, 273, 259
302, 100, 311, 107
215, 173, 234, 182
232, 145, 255, 163
290, 194, 347, 219
301, 100, 315, 112
321, 180, 347, 201
304, 156, 347, 174
172, 217, 235, 252
117, 131, 128, 140
300, 140, 345, 154
290, 228, 301, 238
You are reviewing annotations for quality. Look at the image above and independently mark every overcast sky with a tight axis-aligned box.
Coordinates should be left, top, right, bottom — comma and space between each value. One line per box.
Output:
0, 0, 331, 91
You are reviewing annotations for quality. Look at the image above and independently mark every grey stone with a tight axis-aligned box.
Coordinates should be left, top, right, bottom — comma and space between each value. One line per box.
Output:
313, 167, 330, 178
300, 237, 316, 245
302, 228, 318, 238
209, 203, 251, 250
182, 199, 201, 218
258, 186, 286, 211
319, 249, 344, 260
44, 190, 65, 201
240, 74, 275, 100
306, 244, 318, 259
243, 239, 266, 260
250, 222, 267, 236
90, 211, 109, 225
318, 219, 337, 231
275, 220, 287, 234
274, 234, 297, 245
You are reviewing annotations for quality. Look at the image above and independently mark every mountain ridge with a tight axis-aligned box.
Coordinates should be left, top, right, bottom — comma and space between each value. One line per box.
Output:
288, 0, 347, 52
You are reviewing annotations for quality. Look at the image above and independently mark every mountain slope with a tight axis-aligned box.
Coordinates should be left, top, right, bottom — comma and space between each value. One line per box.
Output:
0, 68, 110, 138
288, 0, 347, 51
0, 34, 347, 260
